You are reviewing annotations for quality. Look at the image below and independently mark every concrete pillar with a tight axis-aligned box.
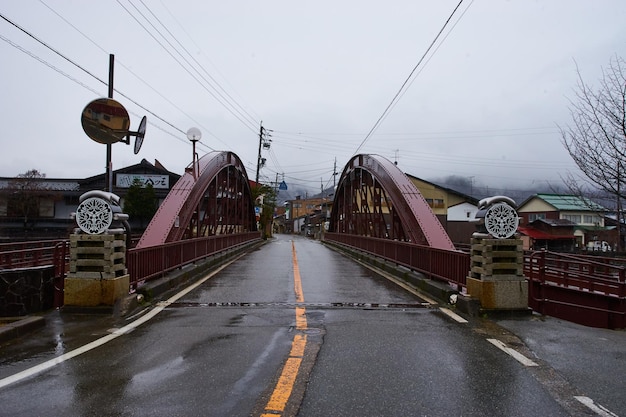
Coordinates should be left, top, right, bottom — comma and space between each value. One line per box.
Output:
64, 233, 129, 307
466, 237, 528, 310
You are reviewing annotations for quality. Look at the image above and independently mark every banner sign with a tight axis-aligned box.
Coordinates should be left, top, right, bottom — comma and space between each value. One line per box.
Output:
116, 174, 169, 189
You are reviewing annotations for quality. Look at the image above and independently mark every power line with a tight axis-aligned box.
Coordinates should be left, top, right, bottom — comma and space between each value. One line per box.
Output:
38, 0, 227, 148
354, 0, 468, 154
117, 0, 259, 134
0, 33, 101, 96
0, 10, 215, 149
137, 0, 259, 128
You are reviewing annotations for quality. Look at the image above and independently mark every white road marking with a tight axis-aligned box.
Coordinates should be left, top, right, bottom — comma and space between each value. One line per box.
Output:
487, 338, 538, 367
0, 257, 240, 389
574, 396, 619, 417
439, 307, 468, 323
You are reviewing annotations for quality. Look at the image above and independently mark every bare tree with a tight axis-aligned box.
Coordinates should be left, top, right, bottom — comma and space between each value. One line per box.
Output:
4, 169, 48, 229
560, 56, 626, 250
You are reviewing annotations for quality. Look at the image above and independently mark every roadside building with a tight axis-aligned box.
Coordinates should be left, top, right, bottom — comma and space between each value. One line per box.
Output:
517, 193, 614, 251
406, 175, 479, 245
284, 196, 330, 236
0, 159, 180, 242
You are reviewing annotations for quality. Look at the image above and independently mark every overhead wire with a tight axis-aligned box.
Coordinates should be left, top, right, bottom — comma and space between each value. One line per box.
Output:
0, 33, 101, 96
156, 0, 261, 125
0, 10, 195, 144
118, 0, 259, 134
38, 0, 226, 148
137, 0, 259, 129
353, 0, 468, 155
382, 0, 475, 122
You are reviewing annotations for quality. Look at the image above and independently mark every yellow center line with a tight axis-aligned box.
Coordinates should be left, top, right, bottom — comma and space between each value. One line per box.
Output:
261, 241, 308, 416
292, 241, 305, 304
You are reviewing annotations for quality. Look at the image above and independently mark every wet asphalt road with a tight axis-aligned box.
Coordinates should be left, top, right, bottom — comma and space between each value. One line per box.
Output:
0, 234, 605, 416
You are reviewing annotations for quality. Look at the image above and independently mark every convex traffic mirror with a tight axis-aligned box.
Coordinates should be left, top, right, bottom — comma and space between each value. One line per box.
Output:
81, 98, 130, 145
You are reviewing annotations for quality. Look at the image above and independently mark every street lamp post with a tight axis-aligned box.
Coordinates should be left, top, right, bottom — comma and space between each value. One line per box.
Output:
186, 127, 202, 179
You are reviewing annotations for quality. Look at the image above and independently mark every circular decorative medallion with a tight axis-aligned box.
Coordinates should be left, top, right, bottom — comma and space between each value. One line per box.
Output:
484, 202, 519, 239
76, 197, 113, 234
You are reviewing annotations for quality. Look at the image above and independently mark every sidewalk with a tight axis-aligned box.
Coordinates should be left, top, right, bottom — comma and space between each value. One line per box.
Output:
496, 314, 626, 415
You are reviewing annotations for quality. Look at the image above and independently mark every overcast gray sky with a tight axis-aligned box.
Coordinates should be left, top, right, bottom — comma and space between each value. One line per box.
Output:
1, 1, 625, 195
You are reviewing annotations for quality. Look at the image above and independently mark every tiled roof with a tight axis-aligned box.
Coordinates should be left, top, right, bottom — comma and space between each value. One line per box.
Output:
531, 218, 577, 227
535, 194, 608, 212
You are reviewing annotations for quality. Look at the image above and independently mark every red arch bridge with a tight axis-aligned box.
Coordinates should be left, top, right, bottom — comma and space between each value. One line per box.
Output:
4, 152, 626, 329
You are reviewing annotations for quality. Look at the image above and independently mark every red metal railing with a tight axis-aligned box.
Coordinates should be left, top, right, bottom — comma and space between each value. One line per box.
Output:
525, 250, 626, 328
4, 234, 625, 327
525, 250, 626, 297
126, 232, 261, 290
0, 239, 67, 269
52, 241, 70, 308
1, 234, 260, 306
324, 232, 469, 290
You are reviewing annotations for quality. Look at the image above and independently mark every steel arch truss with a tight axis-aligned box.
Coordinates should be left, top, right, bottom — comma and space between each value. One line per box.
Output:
136, 151, 257, 248
329, 154, 454, 250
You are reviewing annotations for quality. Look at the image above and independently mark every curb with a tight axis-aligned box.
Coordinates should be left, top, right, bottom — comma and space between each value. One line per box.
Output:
0, 316, 46, 343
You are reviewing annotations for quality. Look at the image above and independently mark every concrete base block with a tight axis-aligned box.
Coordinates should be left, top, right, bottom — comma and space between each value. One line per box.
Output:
467, 277, 528, 310
64, 274, 130, 307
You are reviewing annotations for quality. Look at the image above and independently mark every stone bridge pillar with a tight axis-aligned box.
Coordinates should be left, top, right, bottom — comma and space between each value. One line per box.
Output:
64, 191, 130, 309
466, 196, 528, 312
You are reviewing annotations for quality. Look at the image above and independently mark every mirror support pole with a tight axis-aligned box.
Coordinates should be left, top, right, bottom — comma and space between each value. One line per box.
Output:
106, 54, 114, 192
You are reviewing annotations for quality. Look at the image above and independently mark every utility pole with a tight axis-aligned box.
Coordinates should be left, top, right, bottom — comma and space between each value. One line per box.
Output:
255, 122, 272, 184
105, 54, 114, 192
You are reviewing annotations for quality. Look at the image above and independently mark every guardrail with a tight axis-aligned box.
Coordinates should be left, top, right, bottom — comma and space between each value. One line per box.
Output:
525, 250, 626, 297
126, 232, 261, 290
1, 234, 261, 306
526, 250, 626, 328
0, 239, 67, 270
324, 232, 469, 290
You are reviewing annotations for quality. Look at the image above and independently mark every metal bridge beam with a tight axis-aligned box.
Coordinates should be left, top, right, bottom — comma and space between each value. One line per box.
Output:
329, 154, 454, 250
136, 151, 256, 248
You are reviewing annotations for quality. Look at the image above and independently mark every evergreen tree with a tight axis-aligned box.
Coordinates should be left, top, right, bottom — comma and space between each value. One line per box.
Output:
123, 179, 157, 228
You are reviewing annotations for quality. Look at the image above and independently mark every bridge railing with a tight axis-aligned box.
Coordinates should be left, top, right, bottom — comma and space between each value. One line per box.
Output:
525, 250, 626, 328
525, 250, 626, 297
126, 232, 261, 290
0, 239, 67, 269
324, 232, 469, 290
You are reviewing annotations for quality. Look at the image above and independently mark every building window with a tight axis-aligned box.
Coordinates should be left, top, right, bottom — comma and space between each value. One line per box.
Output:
425, 198, 444, 208
563, 214, 581, 223
39, 198, 55, 218
528, 213, 546, 222
583, 215, 599, 225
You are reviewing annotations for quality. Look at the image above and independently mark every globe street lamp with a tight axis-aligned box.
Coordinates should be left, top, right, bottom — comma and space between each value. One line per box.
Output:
186, 127, 202, 179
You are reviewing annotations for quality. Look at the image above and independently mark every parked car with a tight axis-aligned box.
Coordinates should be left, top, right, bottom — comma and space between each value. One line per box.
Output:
587, 241, 612, 252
